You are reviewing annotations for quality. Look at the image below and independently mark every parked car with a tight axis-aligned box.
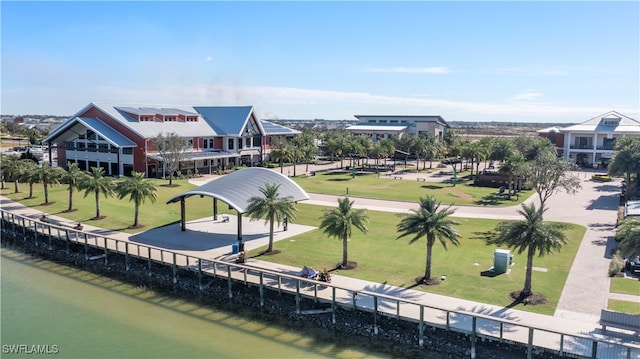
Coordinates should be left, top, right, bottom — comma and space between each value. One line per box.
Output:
625, 256, 640, 274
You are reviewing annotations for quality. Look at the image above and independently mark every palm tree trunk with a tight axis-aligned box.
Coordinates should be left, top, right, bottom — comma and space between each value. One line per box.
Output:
342, 233, 348, 267
279, 160, 283, 174
424, 238, 434, 281
14, 180, 19, 193
29, 183, 34, 198
134, 201, 139, 227
267, 215, 275, 252
44, 182, 49, 204
68, 187, 73, 212
522, 246, 535, 297
95, 190, 101, 218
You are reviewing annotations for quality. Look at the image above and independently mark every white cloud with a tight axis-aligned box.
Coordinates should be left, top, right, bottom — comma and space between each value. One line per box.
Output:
512, 90, 542, 101
86, 84, 632, 121
361, 66, 450, 74
205, 56, 213, 62
7, 83, 636, 122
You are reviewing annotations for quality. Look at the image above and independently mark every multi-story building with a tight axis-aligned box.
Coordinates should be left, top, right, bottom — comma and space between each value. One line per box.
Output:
43, 102, 299, 177
346, 115, 449, 142
537, 111, 640, 168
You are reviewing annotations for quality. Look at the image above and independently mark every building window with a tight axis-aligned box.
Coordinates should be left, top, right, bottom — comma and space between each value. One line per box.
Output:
87, 130, 96, 141
245, 138, 251, 147
228, 138, 234, 150
78, 142, 86, 150
122, 148, 133, 155
98, 144, 109, 153
65, 142, 76, 150
209, 139, 214, 148
87, 143, 97, 152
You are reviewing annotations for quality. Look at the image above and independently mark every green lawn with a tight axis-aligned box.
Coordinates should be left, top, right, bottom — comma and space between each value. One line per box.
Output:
608, 299, 640, 314
291, 171, 533, 207
610, 277, 640, 296
0, 179, 213, 233
251, 204, 586, 315
1, 178, 586, 315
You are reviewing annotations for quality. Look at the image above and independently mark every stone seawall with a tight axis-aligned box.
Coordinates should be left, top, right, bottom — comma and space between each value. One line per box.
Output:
1, 227, 562, 359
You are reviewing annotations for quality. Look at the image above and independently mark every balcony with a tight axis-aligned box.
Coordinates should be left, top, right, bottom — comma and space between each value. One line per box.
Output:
569, 145, 593, 150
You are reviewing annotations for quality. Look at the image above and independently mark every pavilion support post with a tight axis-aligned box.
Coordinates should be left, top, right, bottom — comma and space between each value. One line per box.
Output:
180, 198, 186, 232
213, 198, 218, 221
237, 212, 243, 245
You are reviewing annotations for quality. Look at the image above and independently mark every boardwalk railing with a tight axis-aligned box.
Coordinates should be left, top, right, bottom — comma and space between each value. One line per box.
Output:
1, 209, 638, 359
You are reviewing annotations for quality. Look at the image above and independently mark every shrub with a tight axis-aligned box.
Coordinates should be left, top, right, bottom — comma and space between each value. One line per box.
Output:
608, 253, 625, 277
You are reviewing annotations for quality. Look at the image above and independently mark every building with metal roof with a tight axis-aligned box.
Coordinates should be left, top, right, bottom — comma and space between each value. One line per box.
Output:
166, 167, 310, 242
536, 111, 640, 168
43, 103, 300, 177
346, 115, 449, 142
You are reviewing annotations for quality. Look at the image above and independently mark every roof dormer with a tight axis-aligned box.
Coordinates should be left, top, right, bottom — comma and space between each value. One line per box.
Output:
601, 116, 621, 126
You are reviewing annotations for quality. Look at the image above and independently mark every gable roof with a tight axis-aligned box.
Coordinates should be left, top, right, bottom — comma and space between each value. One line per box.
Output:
561, 111, 640, 133
72, 103, 267, 139
194, 106, 257, 136
166, 167, 309, 213
43, 116, 137, 147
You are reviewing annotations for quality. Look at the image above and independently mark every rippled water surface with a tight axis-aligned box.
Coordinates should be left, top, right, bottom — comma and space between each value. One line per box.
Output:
1, 249, 393, 359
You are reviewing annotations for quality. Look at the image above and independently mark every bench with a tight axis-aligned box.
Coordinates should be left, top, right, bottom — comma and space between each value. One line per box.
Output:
416, 177, 427, 182
393, 176, 402, 180
599, 309, 640, 333
221, 215, 229, 223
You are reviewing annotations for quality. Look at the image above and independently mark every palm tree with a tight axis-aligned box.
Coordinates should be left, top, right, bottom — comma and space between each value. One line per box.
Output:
292, 131, 318, 173
396, 196, 461, 284
608, 137, 640, 196
38, 162, 65, 204
488, 203, 568, 298
61, 162, 87, 212
499, 152, 525, 199
245, 182, 297, 253
79, 166, 115, 219
2, 155, 26, 193
319, 197, 368, 268
616, 217, 640, 258
269, 140, 293, 174
115, 171, 158, 227
19, 161, 40, 199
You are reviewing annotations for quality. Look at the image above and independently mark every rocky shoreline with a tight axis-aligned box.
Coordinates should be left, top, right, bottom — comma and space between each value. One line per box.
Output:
1, 228, 564, 359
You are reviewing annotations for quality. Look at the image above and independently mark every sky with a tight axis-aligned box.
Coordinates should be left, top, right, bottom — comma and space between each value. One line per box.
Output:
2, 1, 639, 123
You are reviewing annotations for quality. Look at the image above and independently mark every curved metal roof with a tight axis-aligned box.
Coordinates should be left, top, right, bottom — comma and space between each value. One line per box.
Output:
166, 167, 309, 213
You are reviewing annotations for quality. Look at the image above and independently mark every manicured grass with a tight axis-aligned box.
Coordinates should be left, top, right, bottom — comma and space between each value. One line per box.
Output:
610, 277, 640, 296
608, 299, 640, 314
252, 205, 586, 315
291, 171, 533, 207
0, 179, 224, 233
1, 179, 584, 315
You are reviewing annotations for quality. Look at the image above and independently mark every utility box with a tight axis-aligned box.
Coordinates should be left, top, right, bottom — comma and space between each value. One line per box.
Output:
232, 242, 239, 254
493, 249, 513, 274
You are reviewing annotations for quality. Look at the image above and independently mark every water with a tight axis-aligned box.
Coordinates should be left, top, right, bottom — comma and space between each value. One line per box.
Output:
1, 249, 390, 359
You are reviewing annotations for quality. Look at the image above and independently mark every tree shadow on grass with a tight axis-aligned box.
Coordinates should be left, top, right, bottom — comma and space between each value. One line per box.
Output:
420, 185, 443, 190
473, 194, 515, 206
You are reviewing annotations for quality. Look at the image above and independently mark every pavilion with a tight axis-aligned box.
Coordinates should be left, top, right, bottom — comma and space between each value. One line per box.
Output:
166, 168, 309, 247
